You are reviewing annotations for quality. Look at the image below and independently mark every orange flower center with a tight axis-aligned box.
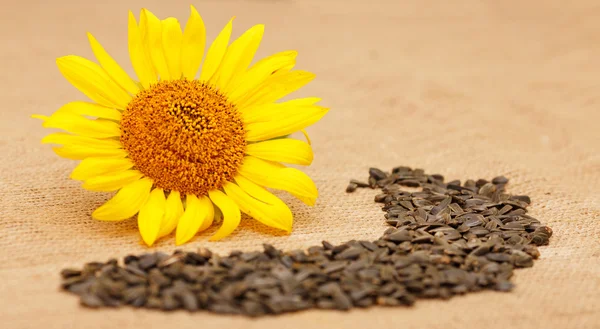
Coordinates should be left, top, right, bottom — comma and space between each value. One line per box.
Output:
120, 79, 246, 196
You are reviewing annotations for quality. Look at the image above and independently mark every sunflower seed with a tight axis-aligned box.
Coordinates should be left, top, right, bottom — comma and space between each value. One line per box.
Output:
60, 166, 550, 317
346, 183, 358, 193
511, 195, 531, 204
399, 180, 420, 187
350, 179, 370, 188
80, 294, 104, 308
369, 168, 388, 181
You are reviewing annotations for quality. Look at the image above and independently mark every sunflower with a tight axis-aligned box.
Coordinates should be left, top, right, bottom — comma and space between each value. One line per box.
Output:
33, 6, 328, 246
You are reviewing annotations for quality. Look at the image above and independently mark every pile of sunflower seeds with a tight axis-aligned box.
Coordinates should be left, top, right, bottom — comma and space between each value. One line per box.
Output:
60, 166, 552, 316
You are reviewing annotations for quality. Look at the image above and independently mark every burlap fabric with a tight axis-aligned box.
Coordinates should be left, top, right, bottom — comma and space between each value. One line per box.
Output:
1, 0, 599, 328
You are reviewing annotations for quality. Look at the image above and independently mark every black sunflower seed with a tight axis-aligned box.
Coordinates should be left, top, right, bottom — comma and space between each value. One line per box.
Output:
60, 166, 550, 317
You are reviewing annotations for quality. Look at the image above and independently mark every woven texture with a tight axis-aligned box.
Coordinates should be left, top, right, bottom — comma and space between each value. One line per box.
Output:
1, 0, 599, 328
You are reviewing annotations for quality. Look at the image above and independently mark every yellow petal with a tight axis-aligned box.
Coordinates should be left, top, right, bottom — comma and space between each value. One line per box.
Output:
87, 33, 140, 95
238, 103, 277, 125
273, 62, 295, 75
211, 24, 264, 90
138, 188, 166, 246
240, 97, 321, 124
227, 50, 297, 99
238, 156, 318, 206
208, 189, 241, 241
245, 105, 329, 141
233, 175, 288, 211
158, 190, 184, 238
245, 138, 313, 165
294, 195, 316, 207
197, 197, 215, 234
301, 129, 311, 145
55, 101, 121, 121
56, 55, 132, 109
265, 168, 318, 206
181, 5, 206, 80
82, 169, 145, 192
51, 145, 128, 160
199, 17, 234, 82
128, 10, 157, 88
235, 70, 315, 109
31, 114, 50, 122
141, 9, 171, 81
70, 157, 134, 181
175, 195, 212, 245
92, 177, 153, 221
162, 17, 183, 79
237, 156, 283, 182
41, 113, 121, 138
235, 175, 295, 224
222, 181, 292, 232
42, 133, 122, 149
139, 9, 150, 53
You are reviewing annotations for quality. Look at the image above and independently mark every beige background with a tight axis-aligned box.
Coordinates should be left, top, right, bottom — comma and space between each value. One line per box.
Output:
1, 0, 599, 328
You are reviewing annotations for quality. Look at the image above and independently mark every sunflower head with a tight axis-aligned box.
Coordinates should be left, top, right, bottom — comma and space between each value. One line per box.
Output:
33, 6, 328, 246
